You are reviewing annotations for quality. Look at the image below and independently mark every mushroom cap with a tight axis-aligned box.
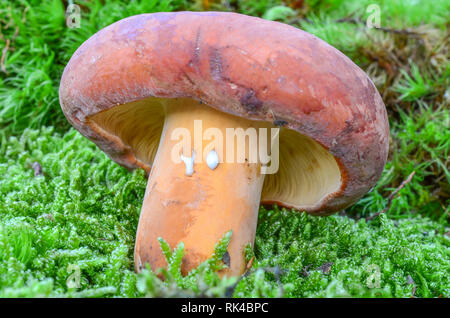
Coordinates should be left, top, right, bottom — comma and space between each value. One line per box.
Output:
59, 12, 389, 215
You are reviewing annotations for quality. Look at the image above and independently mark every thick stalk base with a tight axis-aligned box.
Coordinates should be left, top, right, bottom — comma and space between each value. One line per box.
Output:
134, 100, 266, 276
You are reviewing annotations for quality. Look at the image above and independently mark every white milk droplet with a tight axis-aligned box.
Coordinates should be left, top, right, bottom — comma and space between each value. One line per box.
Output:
180, 150, 195, 176
206, 150, 219, 170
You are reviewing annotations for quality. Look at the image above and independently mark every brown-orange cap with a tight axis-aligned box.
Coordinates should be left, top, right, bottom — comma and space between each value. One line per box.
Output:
59, 12, 389, 215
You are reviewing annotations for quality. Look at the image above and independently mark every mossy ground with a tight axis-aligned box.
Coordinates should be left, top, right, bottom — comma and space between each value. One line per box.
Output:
0, 0, 448, 297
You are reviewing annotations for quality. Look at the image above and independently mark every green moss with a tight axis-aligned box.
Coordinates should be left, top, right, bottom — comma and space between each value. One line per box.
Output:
303, 0, 450, 29
0, 128, 145, 296
0, 0, 188, 135
0, 0, 448, 298
236, 207, 449, 297
0, 128, 448, 297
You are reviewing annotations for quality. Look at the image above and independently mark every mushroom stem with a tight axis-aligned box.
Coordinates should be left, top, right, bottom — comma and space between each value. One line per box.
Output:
134, 100, 268, 276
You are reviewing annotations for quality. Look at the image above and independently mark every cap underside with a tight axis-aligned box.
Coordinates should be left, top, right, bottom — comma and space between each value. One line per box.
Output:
88, 97, 342, 211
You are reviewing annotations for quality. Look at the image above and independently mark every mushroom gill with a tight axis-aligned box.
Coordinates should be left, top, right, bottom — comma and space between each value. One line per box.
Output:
88, 96, 342, 213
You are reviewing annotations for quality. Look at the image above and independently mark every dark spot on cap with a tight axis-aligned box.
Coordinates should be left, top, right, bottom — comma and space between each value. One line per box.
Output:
273, 120, 288, 127
240, 89, 262, 114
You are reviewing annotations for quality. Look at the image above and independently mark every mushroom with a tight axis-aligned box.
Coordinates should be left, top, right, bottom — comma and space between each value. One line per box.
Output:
59, 12, 389, 276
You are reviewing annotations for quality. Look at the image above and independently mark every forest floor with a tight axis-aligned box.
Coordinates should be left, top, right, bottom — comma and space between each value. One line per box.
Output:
0, 0, 448, 297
